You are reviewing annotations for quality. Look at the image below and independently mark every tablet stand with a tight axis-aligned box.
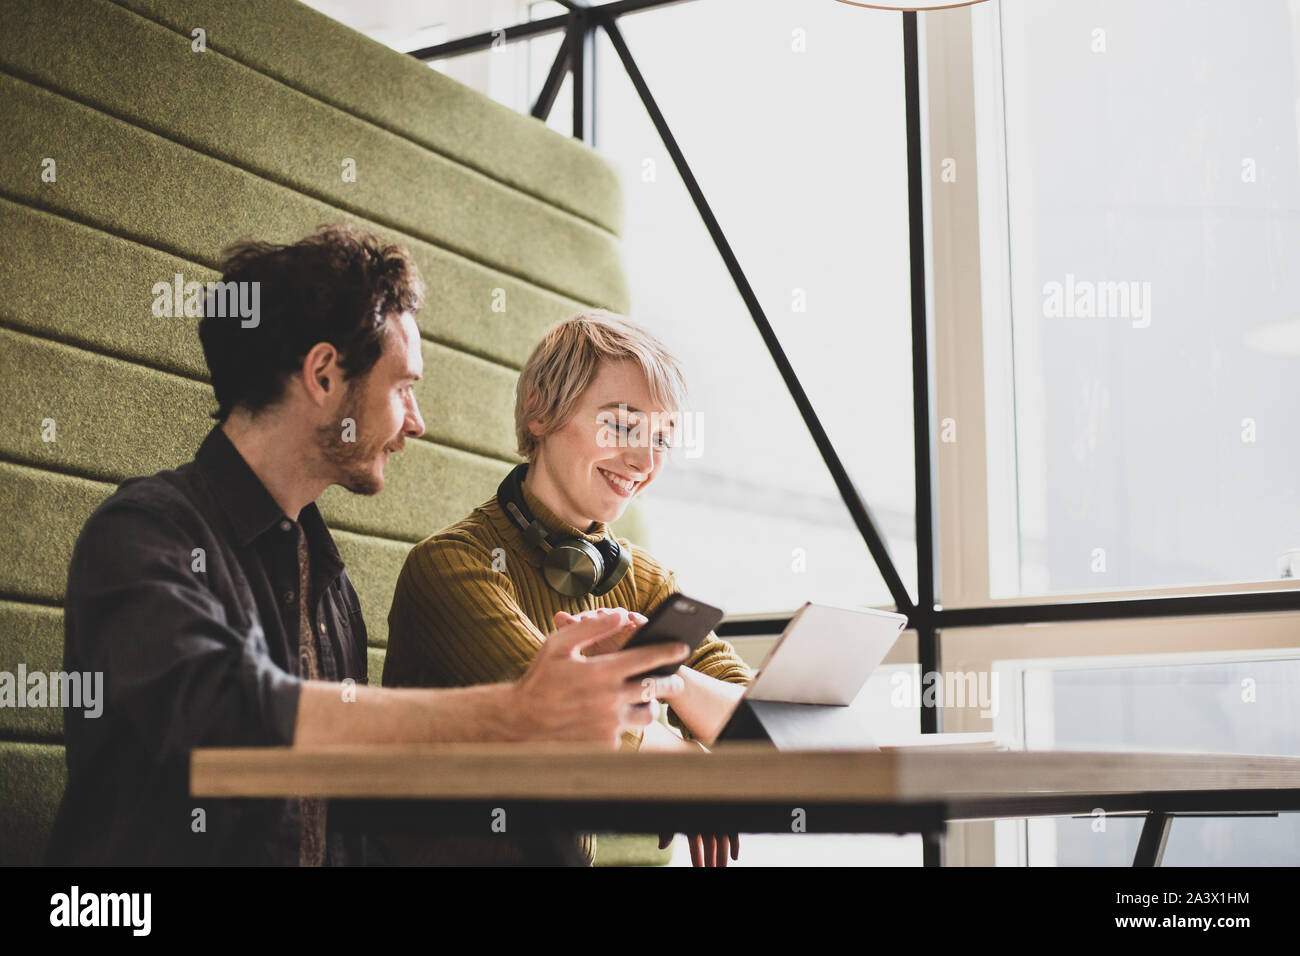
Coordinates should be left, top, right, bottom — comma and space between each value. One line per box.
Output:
716, 699, 878, 751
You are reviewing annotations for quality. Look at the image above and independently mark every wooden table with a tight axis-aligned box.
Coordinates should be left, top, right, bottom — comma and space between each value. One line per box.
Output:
191, 744, 1300, 865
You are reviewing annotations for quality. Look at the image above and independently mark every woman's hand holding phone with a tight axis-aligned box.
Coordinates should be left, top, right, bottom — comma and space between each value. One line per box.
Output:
553, 608, 647, 658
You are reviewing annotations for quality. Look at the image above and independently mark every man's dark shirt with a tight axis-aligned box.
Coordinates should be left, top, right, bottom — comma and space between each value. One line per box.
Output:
46, 425, 374, 865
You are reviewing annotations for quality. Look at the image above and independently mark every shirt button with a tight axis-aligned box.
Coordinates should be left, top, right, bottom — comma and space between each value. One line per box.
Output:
279, 519, 293, 532
284, 590, 295, 604
318, 622, 326, 634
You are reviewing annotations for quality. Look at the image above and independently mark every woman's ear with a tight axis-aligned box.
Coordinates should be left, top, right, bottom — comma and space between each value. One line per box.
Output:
523, 389, 546, 437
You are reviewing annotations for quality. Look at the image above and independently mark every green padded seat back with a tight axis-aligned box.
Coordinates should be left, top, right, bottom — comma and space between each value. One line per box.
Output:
0, 0, 645, 864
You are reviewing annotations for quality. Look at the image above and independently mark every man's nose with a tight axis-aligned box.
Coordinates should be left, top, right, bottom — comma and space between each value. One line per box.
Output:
405, 394, 426, 438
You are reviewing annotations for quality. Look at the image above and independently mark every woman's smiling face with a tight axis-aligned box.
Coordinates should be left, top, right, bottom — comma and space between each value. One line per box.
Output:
524, 359, 676, 530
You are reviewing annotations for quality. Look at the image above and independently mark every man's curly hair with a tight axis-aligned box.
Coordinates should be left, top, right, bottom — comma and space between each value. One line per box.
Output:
199, 223, 424, 421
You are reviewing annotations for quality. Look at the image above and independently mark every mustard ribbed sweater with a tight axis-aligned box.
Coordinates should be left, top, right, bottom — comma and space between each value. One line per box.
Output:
381, 481, 752, 864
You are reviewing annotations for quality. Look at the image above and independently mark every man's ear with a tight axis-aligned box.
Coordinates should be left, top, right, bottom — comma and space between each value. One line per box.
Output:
301, 342, 340, 407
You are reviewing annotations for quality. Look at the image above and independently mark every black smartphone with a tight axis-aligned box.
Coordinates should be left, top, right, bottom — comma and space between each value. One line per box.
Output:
621, 593, 725, 678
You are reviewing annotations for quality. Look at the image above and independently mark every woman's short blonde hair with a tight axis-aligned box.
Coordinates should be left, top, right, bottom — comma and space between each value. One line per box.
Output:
514, 309, 688, 460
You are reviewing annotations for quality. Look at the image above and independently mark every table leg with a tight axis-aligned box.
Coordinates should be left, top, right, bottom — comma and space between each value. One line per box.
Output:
1132, 810, 1172, 867
923, 824, 946, 866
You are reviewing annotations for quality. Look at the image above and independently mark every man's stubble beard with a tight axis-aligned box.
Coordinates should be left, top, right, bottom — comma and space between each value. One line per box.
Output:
316, 382, 389, 496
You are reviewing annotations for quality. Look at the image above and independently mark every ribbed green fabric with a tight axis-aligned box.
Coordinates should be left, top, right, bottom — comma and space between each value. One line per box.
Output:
0, 743, 65, 865
0, 0, 629, 311
111, 0, 625, 234
0, 604, 64, 740
0, 197, 608, 375
0, 463, 114, 606
0, 72, 628, 317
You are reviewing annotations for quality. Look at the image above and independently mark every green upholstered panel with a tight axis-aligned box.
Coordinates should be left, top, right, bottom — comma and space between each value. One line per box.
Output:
417, 343, 521, 462
317, 444, 512, 545
367, 647, 386, 689
0, 73, 627, 327
0, 199, 212, 380
0, 463, 112, 605
332, 532, 414, 650
111, 0, 623, 235
594, 834, 673, 867
0, 743, 66, 865
0, 0, 628, 312
0, 191, 586, 375
0, 604, 64, 741
0, 327, 215, 480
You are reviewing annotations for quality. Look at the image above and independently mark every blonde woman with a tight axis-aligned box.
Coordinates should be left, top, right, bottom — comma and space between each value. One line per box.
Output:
383, 310, 751, 866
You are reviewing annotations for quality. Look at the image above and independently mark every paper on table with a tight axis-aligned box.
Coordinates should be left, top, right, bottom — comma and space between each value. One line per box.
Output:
877, 732, 1011, 752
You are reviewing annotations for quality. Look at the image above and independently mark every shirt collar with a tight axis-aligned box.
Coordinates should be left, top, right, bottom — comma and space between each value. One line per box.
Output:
194, 424, 345, 581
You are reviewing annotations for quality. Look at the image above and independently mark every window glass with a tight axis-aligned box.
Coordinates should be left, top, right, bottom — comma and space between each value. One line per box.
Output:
598, 0, 916, 613
990, 0, 1300, 596
1024, 657, 1300, 865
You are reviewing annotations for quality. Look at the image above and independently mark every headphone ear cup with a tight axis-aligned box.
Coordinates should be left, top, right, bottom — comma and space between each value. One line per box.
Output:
499, 463, 631, 600
589, 539, 631, 597
542, 539, 605, 598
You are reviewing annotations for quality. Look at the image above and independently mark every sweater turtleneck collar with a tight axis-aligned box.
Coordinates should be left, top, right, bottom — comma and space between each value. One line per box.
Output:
518, 470, 610, 545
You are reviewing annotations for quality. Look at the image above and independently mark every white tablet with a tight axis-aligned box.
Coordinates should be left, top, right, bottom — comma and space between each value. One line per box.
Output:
744, 603, 908, 706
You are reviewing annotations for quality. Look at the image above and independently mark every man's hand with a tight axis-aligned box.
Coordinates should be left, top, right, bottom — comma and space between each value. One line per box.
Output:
509, 610, 686, 746
658, 832, 740, 868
